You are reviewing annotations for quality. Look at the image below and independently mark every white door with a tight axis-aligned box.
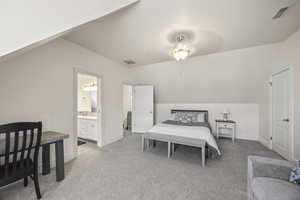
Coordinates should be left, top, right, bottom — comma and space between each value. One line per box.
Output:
132, 85, 154, 133
272, 69, 290, 159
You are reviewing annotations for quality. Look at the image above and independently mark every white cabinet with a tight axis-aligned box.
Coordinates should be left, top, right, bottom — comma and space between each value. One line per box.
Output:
78, 117, 97, 141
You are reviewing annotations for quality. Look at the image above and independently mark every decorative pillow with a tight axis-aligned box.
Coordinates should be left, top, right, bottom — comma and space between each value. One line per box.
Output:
174, 112, 194, 123
196, 113, 205, 122
188, 112, 198, 122
289, 161, 300, 184
174, 112, 205, 123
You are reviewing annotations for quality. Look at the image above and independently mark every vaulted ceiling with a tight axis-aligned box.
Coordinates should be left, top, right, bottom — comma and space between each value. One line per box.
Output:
64, 0, 300, 66
0, 0, 138, 61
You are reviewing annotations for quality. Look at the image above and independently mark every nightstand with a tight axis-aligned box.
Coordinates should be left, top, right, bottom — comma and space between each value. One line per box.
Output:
215, 120, 236, 143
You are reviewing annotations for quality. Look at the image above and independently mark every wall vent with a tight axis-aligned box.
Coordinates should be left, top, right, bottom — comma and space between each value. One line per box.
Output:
273, 6, 290, 19
123, 59, 136, 65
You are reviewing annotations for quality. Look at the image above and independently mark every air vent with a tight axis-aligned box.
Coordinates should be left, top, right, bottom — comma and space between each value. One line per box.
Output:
273, 6, 290, 19
123, 59, 136, 65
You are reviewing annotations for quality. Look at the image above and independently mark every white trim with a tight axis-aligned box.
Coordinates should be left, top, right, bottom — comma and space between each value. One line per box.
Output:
270, 65, 295, 161
102, 135, 124, 146
122, 83, 134, 135
73, 68, 103, 157
234, 135, 258, 141
268, 76, 273, 149
259, 136, 271, 149
38, 152, 74, 172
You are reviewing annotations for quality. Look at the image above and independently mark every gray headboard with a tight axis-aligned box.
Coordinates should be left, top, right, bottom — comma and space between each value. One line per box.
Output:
170, 109, 209, 123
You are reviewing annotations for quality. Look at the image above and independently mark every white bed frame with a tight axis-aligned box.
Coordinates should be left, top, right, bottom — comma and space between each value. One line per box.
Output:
142, 110, 210, 167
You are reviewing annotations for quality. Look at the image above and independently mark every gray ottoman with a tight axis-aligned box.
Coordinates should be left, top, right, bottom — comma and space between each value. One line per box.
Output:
248, 156, 300, 200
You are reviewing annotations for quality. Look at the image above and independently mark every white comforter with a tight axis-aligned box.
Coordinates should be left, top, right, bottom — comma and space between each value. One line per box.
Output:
148, 123, 221, 155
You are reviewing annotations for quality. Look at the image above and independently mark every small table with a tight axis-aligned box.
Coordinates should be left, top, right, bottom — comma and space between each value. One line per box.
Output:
41, 131, 69, 182
215, 120, 236, 143
0, 131, 69, 182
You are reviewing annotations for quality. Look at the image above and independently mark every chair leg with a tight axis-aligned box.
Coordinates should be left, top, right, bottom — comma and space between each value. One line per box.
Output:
24, 177, 28, 187
33, 172, 42, 199
153, 140, 156, 148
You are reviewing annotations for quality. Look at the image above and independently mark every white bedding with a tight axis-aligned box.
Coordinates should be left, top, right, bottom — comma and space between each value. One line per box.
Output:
148, 123, 221, 155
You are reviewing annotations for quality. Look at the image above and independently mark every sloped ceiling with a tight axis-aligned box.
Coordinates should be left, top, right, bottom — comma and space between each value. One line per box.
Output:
0, 0, 138, 61
64, 0, 300, 66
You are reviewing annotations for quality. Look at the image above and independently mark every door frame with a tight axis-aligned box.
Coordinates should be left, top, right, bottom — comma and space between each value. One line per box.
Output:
73, 68, 103, 157
122, 83, 134, 133
270, 65, 294, 160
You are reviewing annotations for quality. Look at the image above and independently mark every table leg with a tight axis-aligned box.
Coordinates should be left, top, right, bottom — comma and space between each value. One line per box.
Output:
201, 146, 205, 168
142, 136, 145, 152
233, 126, 235, 144
153, 140, 156, 148
42, 144, 51, 175
171, 143, 175, 156
167, 142, 171, 158
55, 141, 65, 182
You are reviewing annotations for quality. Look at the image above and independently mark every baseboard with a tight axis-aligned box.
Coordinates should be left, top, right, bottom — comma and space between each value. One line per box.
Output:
236, 135, 258, 141
38, 152, 74, 172
259, 136, 271, 149
102, 135, 124, 147
212, 132, 258, 141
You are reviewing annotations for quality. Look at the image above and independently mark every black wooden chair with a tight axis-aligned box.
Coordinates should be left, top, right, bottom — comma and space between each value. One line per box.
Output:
0, 122, 42, 199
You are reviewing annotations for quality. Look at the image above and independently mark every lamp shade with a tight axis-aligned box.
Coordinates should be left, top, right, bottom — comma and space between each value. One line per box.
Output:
222, 108, 230, 114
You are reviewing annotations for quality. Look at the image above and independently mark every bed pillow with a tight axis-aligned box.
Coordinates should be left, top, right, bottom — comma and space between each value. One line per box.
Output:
174, 112, 193, 123
174, 112, 205, 123
196, 113, 205, 122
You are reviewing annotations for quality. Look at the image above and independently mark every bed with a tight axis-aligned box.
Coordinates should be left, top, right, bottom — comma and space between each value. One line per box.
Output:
142, 109, 221, 167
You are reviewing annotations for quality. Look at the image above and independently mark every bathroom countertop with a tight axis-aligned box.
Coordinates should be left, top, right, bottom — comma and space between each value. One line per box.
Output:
77, 115, 97, 120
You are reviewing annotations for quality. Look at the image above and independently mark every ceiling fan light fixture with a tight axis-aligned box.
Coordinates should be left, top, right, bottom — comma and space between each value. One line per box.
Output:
173, 44, 190, 61
172, 34, 191, 61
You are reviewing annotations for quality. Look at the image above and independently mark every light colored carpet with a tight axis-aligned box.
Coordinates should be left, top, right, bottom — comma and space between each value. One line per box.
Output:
0, 134, 281, 200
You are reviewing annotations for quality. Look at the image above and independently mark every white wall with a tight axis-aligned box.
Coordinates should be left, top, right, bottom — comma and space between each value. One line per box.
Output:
156, 103, 259, 140
0, 38, 132, 165
0, 0, 138, 58
281, 29, 300, 160
130, 43, 283, 142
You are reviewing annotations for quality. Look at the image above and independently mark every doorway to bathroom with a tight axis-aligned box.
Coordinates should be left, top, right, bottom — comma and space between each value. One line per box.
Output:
74, 69, 102, 156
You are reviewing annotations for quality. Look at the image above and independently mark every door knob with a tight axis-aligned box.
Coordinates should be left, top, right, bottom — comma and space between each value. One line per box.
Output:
282, 118, 290, 122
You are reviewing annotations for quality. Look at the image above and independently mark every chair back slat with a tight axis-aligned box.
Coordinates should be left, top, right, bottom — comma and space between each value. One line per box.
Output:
33, 128, 42, 169
20, 130, 27, 164
0, 122, 42, 174
4, 132, 10, 176
12, 131, 19, 172
26, 128, 34, 163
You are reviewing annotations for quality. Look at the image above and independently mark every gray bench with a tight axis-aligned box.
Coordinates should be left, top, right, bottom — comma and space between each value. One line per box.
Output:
142, 132, 206, 167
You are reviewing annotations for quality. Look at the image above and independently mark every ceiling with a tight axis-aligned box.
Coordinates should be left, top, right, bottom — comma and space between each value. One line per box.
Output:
64, 0, 300, 67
